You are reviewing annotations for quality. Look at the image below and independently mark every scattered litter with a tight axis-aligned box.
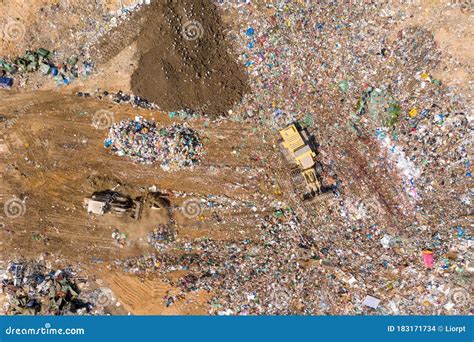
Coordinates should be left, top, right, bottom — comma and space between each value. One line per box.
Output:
112, 228, 128, 248
0, 48, 93, 87
1, 261, 95, 315
423, 250, 434, 268
362, 295, 381, 309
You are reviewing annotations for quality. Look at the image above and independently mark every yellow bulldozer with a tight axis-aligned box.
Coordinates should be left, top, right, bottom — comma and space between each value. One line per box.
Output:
279, 124, 331, 202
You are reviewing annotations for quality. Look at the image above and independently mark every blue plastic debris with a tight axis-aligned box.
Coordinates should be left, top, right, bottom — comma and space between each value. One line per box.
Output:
0, 77, 13, 88
420, 109, 430, 117
104, 139, 113, 148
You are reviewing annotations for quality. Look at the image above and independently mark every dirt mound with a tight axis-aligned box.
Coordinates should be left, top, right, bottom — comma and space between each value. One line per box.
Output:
96, 0, 249, 116
133, 0, 249, 115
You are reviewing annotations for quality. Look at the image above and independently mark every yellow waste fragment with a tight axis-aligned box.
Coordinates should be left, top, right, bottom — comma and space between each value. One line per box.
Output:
420, 72, 430, 81
409, 108, 418, 118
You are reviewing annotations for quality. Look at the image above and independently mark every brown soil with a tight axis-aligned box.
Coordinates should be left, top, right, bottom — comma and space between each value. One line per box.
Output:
132, 0, 249, 115
0, 90, 269, 314
104, 271, 212, 315
95, 0, 249, 115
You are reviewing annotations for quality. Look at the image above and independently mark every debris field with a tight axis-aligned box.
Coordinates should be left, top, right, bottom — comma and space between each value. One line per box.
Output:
0, 0, 472, 316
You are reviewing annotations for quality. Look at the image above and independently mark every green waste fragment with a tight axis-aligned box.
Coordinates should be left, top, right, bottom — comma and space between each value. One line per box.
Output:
26, 62, 38, 72
0, 59, 16, 73
274, 210, 284, 217
37, 48, 51, 58
15, 58, 27, 66
301, 114, 314, 127
39, 63, 51, 75
24, 52, 38, 63
392, 130, 399, 141
338, 80, 349, 93
67, 55, 78, 67
387, 103, 401, 127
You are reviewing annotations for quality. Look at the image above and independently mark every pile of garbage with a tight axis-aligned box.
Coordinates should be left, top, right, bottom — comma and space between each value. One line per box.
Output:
104, 116, 203, 171
7, 224, 468, 316
147, 224, 175, 250
152, 0, 473, 315
89, 90, 159, 109
0, 261, 92, 315
64, 0, 472, 317
115, 188, 471, 315
168, 108, 202, 121
0, 48, 93, 87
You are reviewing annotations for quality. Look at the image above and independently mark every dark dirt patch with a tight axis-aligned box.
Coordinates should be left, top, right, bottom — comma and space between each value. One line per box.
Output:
132, 0, 249, 116
96, 0, 249, 116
